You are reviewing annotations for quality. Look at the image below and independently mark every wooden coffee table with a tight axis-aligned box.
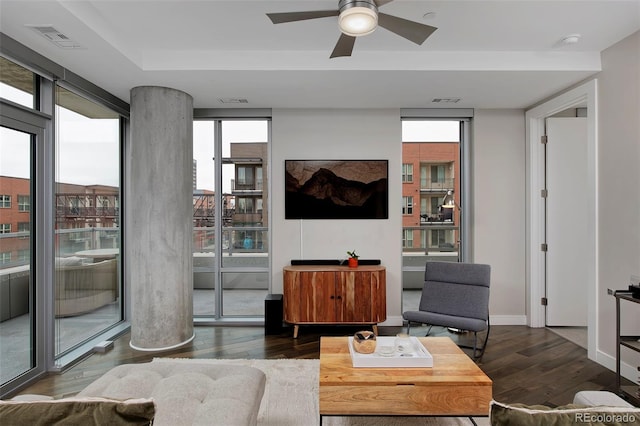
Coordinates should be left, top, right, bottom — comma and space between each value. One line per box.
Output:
319, 336, 492, 423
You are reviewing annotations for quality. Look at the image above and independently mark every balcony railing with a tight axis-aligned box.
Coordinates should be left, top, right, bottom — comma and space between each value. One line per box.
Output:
0, 227, 119, 269
420, 209, 454, 224
56, 194, 119, 219
420, 178, 455, 192
55, 206, 119, 218
233, 180, 263, 191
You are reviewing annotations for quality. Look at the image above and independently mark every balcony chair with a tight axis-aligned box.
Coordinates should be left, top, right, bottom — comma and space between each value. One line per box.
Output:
403, 261, 491, 360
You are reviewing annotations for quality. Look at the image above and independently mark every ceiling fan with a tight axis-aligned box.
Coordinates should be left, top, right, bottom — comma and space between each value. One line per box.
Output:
266, 0, 437, 58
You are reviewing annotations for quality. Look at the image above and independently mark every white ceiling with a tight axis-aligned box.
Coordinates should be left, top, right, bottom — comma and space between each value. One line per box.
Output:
1, 0, 639, 109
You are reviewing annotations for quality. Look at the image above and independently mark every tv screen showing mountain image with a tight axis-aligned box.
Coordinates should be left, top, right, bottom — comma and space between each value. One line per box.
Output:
285, 160, 389, 219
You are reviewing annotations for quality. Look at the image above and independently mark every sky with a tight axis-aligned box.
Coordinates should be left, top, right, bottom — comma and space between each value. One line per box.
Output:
1, 85, 35, 181
1, 83, 120, 187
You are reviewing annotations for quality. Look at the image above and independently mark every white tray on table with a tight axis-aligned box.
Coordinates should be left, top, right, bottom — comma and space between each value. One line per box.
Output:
348, 336, 433, 368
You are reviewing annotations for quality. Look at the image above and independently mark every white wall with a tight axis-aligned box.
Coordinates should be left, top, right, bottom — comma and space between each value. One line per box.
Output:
595, 31, 640, 369
473, 110, 527, 324
259, 32, 639, 368
270, 109, 404, 325
270, 107, 529, 326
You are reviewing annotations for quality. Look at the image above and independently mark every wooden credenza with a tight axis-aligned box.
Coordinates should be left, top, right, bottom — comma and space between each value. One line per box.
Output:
283, 265, 386, 338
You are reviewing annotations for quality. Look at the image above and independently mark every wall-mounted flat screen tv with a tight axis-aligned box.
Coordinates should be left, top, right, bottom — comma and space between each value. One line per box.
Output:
285, 159, 388, 219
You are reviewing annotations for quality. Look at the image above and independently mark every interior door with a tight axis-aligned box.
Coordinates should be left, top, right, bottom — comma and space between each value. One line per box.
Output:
545, 117, 588, 326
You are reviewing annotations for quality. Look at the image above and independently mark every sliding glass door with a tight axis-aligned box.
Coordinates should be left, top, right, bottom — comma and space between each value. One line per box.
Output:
0, 125, 36, 386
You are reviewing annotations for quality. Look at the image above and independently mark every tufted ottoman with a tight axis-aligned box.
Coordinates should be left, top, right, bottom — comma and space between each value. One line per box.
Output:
77, 361, 266, 426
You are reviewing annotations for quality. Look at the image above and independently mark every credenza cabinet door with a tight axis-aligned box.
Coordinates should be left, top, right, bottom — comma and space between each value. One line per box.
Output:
337, 270, 369, 322
299, 270, 336, 323
284, 269, 336, 323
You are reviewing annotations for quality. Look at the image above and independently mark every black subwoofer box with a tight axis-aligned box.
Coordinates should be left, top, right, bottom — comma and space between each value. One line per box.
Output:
264, 294, 284, 335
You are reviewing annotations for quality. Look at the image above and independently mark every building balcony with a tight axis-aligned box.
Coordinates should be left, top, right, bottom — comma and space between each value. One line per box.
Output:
420, 210, 454, 224
231, 180, 263, 195
419, 178, 455, 192
193, 208, 215, 218
56, 206, 119, 218
232, 213, 263, 223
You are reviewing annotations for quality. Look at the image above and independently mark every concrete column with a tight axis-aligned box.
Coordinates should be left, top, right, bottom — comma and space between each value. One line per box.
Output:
128, 86, 194, 351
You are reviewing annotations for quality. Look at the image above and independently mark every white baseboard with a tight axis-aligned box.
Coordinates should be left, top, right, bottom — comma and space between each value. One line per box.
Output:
490, 315, 528, 325
596, 349, 640, 385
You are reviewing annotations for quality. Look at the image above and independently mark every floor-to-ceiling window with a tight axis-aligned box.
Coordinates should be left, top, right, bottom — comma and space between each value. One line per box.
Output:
54, 85, 122, 356
1, 49, 128, 397
401, 114, 472, 312
193, 118, 270, 320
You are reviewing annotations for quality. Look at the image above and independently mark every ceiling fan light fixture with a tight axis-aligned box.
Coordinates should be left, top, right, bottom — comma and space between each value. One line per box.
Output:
338, 0, 378, 37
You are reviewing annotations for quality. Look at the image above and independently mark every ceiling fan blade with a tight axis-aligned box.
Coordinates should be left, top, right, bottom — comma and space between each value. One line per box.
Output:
377, 12, 437, 45
267, 10, 338, 24
330, 33, 356, 58
374, 0, 395, 7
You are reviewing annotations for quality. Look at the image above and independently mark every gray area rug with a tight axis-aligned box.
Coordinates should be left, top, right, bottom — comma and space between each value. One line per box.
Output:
152, 357, 490, 426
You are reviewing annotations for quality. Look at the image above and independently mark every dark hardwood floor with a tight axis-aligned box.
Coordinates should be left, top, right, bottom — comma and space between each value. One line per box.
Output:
16, 325, 638, 408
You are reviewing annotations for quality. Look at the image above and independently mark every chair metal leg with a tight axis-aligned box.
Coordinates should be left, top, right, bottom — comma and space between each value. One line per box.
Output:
469, 321, 491, 360
456, 320, 490, 361
476, 321, 490, 360
409, 322, 489, 360
473, 332, 478, 358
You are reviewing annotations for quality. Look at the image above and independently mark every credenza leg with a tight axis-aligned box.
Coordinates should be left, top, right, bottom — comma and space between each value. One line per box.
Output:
372, 324, 379, 336
293, 325, 299, 339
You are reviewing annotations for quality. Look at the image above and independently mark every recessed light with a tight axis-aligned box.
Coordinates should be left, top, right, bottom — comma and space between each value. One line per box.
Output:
561, 34, 581, 45
423, 12, 436, 19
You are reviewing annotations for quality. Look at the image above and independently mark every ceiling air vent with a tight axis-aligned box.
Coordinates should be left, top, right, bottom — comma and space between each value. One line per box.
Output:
432, 98, 461, 103
26, 25, 84, 49
218, 98, 249, 104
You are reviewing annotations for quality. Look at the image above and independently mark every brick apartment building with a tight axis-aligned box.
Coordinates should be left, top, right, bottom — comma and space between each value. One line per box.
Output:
402, 142, 460, 252
0, 176, 31, 264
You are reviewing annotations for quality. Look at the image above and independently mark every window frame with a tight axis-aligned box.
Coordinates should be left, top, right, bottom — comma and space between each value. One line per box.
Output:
402, 196, 413, 215
18, 194, 30, 211
402, 163, 413, 183
402, 229, 413, 248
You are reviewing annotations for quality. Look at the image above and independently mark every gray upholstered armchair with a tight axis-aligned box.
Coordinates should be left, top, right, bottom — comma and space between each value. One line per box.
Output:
403, 261, 491, 360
